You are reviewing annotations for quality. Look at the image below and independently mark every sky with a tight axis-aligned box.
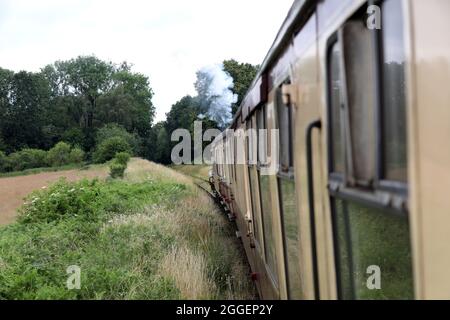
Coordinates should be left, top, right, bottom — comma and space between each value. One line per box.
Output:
0, 0, 294, 122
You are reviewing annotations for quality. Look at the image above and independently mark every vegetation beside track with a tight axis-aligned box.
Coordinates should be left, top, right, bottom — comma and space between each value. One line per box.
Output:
0, 159, 255, 299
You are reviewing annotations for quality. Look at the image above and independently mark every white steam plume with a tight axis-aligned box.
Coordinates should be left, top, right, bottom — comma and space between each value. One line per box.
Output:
195, 63, 238, 129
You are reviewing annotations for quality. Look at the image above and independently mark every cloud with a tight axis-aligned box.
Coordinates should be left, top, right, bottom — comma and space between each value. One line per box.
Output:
0, 0, 294, 122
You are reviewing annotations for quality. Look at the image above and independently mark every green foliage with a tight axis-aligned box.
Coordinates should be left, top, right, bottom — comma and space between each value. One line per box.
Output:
61, 128, 85, 148
109, 152, 131, 179
109, 161, 127, 179
153, 124, 171, 165
93, 137, 132, 164
223, 59, 258, 115
46, 142, 72, 167
69, 147, 85, 164
0, 161, 254, 299
0, 150, 8, 172
7, 149, 48, 171
114, 152, 131, 165
0, 70, 51, 152
0, 56, 155, 155
95, 123, 140, 154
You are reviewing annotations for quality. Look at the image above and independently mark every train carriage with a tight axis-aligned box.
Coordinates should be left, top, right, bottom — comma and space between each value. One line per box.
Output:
210, 0, 450, 300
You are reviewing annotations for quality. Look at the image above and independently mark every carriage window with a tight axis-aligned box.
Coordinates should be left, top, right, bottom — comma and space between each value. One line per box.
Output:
257, 107, 267, 166
327, 1, 412, 300
260, 173, 278, 283
333, 199, 413, 299
277, 88, 293, 172
381, 0, 407, 182
256, 105, 278, 283
329, 41, 344, 174
276, 84, 301, 298
247, 116, 262, 247
342, 19, 376, 184
279, 177, 301, 298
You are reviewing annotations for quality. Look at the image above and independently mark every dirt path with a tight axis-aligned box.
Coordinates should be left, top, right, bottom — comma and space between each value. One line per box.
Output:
0, 167, 108, 225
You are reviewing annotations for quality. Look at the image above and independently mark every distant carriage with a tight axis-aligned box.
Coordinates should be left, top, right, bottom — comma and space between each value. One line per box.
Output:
210, 0, 450, 300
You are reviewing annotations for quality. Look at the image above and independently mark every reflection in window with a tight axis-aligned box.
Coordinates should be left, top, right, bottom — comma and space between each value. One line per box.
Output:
259, 174, 278, 282
329, 42, 344, 173
279, 178, 302, 299
333, 198, 413, 299
343, 20, 376, 183
276, 88, 293, 172
381, 0, 407, 182
249, 168, 262, 246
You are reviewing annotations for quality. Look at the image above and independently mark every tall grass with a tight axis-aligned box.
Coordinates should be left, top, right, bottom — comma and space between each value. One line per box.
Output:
0, 158, 255, 300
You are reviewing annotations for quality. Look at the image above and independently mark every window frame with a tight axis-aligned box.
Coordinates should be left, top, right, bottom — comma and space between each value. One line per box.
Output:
275, 79, 302, 299
247, 114, 264, 253
325, 1, 411, 300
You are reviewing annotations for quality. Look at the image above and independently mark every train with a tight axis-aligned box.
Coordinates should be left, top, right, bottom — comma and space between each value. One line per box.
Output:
209, 0, 450, 300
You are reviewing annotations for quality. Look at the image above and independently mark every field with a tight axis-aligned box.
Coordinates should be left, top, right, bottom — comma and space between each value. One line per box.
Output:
0, 159, 255, 299
0, 164, 108, 225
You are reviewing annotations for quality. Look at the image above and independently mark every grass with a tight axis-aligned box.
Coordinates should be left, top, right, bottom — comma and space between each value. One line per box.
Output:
0, 163, 93, 178
0, 159, 255, 300
170, 164, 211, 181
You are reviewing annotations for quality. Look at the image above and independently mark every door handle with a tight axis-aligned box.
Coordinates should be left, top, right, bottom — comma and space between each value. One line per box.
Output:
306, 119, 322, 300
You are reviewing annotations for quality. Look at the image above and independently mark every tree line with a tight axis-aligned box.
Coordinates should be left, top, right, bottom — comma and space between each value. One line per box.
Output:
152, 59, 258, 164
0, 56, 257, 170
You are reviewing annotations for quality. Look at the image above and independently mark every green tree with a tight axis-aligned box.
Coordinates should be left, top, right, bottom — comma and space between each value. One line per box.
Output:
93, 136, 132, 164
223, 59, 258, 115
102, 66, 155, 138
153, 123, 171, 164
46, 142, 72, 167
1, 71, 50, 151
95, 123, 141, 155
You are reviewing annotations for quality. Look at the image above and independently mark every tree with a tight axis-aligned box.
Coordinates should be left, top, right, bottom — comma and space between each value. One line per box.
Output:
42, 56, 115, 149
1, 71, 50, 151
223, 59, 259, 115
153, 123, 171, 164
95, 123, 141, 155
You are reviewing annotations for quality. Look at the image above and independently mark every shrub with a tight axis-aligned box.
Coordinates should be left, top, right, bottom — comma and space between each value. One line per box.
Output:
109, 161, 127, 179
8, 148, 48, 171
46, 142, 72, 167
0, 151, 8, 172
69, 147, 85, 164
95, 123, 140, 154
93, 137, 132, 164
114, 152, 131, 165
61, 128, 85, 148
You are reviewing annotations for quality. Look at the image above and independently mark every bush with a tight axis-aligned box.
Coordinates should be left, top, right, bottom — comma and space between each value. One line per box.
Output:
114, 152, 131, 165
61, 128, 85, 148
8, 149, 48, 171
46, 142, 72, 167
0, 151, 8, 172
18, 179, 104, 224
95, 123, 140, 154
109, 161, 127, 179
93, 137, 132, 164
69, 147, 85, 164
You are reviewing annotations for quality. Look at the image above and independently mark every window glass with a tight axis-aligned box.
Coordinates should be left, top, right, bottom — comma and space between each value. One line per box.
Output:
249, 167, 262, 246
329, 42, 344, 173
259, 174, 278, 282
279, 178, 302, 299
257, 107, 267, 166
277, 88, 293, 172
333, 198, 413, 299
343, 20, 376, 184
381, 0, 407, 182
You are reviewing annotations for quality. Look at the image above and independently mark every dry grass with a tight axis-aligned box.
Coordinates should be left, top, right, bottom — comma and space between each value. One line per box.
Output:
159, 246, 217, 299
118, 161, 255, 299
126, 158, 193, 185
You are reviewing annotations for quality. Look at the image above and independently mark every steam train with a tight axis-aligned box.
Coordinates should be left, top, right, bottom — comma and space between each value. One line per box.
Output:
209, 0, 450, 299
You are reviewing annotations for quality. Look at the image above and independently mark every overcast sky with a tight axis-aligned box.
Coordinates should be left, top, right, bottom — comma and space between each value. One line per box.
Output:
0, 0, 293, 122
